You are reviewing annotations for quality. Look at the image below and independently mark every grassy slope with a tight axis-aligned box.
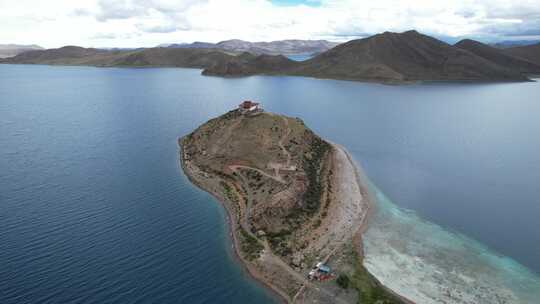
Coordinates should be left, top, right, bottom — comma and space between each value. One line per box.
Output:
352, 260, 404, 304
339, 242, 405, 304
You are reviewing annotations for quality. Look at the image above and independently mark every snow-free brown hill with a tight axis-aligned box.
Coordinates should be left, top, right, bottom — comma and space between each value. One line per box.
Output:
293, 30, 528, 82
503, 43, 540, 66
455, 39, 540, 74
202, 53, 299, 77
203, 30, 529, 83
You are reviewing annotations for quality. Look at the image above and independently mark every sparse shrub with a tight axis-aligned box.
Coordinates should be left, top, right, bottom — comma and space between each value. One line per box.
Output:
301, 137, 330, 214
337, 274, 350, 289
239, 228, 264, 261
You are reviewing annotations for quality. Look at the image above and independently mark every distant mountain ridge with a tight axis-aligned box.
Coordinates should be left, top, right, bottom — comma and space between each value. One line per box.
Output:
502, 43, 540, 67
455, 39, 540, 74
162, 39, 339, 55
0, 44, 43, 58
2, 31, 537, 83
490, 40, 540, 49
0, 46, 235, 68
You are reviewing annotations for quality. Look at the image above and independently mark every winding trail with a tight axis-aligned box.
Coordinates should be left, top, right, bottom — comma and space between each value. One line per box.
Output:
229, 164, 285, 183
278, 115, 292, 167
226, 113, 293, 237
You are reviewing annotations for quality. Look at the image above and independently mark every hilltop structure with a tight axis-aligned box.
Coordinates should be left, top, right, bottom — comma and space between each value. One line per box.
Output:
238, 100, 261, 114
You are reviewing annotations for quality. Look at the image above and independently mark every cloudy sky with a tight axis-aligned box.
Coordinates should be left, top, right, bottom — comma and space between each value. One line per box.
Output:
1, 0, 540, 48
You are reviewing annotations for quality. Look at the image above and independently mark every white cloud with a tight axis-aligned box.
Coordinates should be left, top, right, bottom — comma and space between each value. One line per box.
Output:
0, 0, 539, 48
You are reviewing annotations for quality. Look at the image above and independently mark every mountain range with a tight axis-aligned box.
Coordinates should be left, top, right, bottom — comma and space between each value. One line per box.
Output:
160, 39, 339, 55
502, 43, 540, 67
0, 44, 43, 58
490, 40, 540, 49
203, 31, 539, 83
2, 31, 539, 84
455, 39, 540, 74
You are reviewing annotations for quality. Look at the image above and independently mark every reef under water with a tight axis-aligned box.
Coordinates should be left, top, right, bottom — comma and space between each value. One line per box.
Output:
363, 184, 540, 304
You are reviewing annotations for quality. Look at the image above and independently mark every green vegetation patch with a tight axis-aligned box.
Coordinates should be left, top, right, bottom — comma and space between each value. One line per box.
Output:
337, 274, 350, 289
266, 229, 292, 257
302, 135, 331, 214
239, 227, 264, 261
349, 253, 404, 304
220, 181, 239, 203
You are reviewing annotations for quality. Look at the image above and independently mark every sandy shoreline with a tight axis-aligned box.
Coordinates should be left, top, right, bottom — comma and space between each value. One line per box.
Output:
328, 144, 373, 237
179, 135, 411, 303
338, 145, 416, 304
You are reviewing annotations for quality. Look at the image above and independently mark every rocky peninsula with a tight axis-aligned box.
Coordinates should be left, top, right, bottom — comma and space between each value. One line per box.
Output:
179, 102, 407, 303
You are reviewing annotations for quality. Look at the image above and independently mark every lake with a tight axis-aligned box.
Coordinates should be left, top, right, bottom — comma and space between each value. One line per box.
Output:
285, 54, 313, 61
1, 64, 539, 303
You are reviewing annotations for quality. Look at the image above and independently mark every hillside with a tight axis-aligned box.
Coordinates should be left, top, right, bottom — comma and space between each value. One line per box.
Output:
180, 107, 403, 303
165, 39, 339, 55
455, 39, 540, 74
293, 30, 528, 82
504, 43, 540, 66
203, 30, 529, 83
202, 53, 300, 77
0, 44, 43, 58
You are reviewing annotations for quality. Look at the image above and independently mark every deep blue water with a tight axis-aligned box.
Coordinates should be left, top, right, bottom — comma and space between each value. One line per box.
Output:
1, 64, 539, 303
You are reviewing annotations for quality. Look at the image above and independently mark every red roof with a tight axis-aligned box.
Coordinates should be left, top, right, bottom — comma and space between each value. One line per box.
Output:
239, 100, 259, 109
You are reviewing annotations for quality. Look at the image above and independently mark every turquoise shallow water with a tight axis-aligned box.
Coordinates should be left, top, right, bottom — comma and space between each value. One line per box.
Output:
1, 64, 539, 303
363, 183, 540, 304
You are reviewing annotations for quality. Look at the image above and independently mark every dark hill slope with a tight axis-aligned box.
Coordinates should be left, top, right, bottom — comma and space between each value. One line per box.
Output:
111, 48, 234, 68
202, 53, 299, 76
293, 30, 527, 82
503, 43, 540, 66
455, 39, 540, 74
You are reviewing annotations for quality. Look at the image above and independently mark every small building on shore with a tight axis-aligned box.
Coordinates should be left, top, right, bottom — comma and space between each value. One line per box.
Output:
308, 262, 333, 281
238, 100, 261, 114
